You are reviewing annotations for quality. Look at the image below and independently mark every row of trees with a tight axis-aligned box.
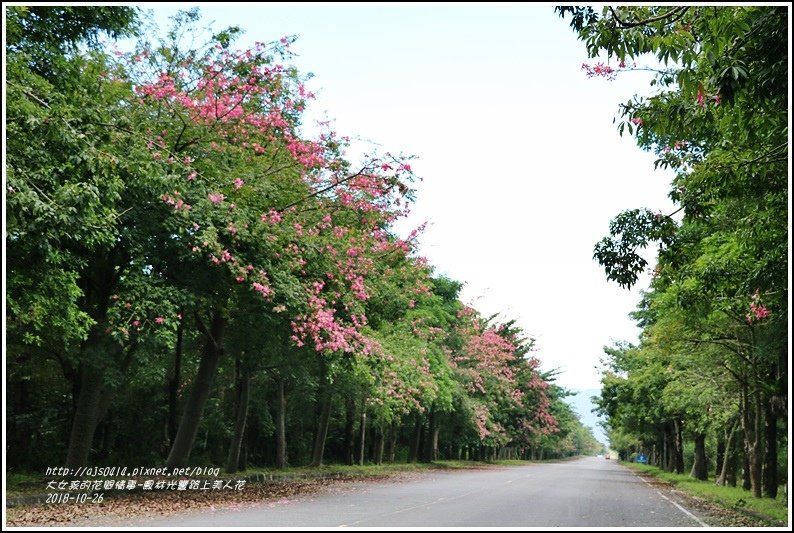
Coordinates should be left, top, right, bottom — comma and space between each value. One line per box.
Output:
559, 6, 788, 498
6, 7, 600, 474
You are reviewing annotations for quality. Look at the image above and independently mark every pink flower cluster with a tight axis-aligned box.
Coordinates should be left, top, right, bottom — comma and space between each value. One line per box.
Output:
746, 289, 771, 323
582, 62, 617, 81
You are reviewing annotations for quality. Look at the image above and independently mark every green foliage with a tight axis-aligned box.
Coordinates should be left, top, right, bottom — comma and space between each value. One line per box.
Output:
6, 5, 138, 77
562, 5, 787, 498
5, 6, 591, 476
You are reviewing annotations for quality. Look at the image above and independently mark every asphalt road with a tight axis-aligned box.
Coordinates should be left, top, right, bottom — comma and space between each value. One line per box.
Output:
123, 457, 707, 527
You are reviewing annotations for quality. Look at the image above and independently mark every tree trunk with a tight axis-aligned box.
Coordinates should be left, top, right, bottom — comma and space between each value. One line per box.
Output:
715, 433, 725, 481
344, 396, 356, 466
166, 312, 225, 469
422, 409, 440, 463
166, 312, 184, 449
310, 378, 332, 467
740, 383, 763, 497
225, 366, 250, 473
358, 401, 367, 465
692, 432, 708, 480
408, 415, 423, 463
763, 394, 778, 498
64, 324, 132, 470
673, 419, 685, 474
65, 363, 105, 469
275, 376, 288, 469
717, 419, 738, 486
430, 416, 441, 461
386, 422, 397, 463
742, 451, 752, 491
374, 426, 385, 465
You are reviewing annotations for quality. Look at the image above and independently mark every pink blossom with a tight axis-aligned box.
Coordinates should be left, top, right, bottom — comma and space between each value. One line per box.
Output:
253, 282, 273, 298
631, 117, 643, 126
233, 178, 245, 190
750, 303, 770, 320
208, 193, 225, 204
261, 210, 282, 224
154, 316, 165, 325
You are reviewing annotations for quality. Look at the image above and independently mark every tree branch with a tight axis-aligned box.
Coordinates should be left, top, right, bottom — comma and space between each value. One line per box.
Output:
277, 169, 367, 212
609, 6, 689, 29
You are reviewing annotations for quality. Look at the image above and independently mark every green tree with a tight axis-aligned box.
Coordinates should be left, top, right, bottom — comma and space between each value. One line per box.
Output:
559, 5, 787, 498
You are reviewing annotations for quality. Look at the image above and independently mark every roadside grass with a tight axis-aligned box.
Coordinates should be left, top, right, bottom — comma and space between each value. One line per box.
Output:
235, 459, 538, 479
622, 462, 788, 524
5, 472, 42, 497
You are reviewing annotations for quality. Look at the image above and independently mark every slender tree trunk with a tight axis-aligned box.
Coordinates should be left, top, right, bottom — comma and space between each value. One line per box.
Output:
763, 394, 778, 498
742, 451, 752, 491
167, 312, 184, 448
409, 415, 422, 463
692, 432, 708, 480
310, 378, 333, 467
344, 396, 356, 466
358, 401, 367, 465
673, 419, 685, 474
275, 376, 288, 469
715, 433, 725, 481
166, 312, 225, 469
430, 416, 441, 461
225, 366, 250, 473
740, 383, 763, 497
374, 426, 385, 465
387, 422, 397, 463
717, 419, 738, 486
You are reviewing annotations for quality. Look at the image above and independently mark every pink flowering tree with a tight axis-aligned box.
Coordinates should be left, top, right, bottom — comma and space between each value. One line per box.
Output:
445, 308, 557, 458
113, 11, 425, 468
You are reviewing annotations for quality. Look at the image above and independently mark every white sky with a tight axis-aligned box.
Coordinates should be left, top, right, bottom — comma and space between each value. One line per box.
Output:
143, 3, 677, 392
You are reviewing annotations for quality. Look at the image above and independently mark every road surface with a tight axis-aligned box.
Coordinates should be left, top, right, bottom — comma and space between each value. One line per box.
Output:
118, 457, 707, 527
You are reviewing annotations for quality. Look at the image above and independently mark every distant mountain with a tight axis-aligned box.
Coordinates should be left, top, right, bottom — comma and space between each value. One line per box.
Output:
564, 388, 608, 446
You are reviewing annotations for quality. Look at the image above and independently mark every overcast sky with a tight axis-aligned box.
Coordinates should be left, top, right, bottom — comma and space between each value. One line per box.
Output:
142, 3, 677, 394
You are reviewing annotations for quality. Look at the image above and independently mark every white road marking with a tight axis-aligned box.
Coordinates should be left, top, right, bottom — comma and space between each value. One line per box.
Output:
633, 470, 708, 527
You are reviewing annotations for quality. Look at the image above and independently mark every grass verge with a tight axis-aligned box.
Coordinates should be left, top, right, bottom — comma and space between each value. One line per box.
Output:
622, 461, 788, 525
